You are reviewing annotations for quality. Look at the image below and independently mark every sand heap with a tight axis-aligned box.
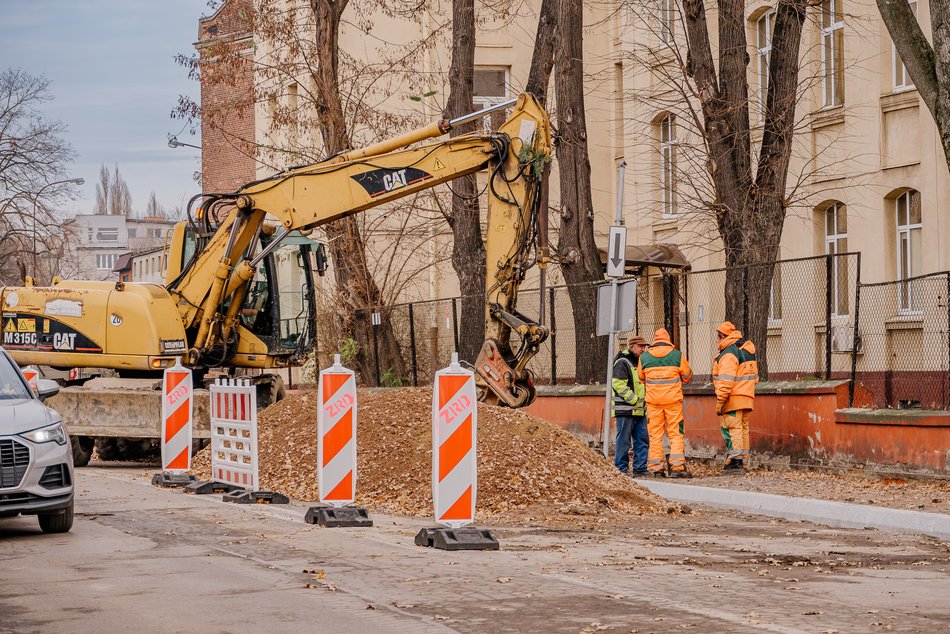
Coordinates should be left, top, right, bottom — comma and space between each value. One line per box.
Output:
192, 388, 664, 523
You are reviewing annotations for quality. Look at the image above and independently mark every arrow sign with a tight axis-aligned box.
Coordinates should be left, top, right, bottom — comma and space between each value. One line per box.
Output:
606, 225, 627, 278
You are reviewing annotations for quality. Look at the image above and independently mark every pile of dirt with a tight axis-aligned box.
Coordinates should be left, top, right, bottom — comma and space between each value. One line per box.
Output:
192, 388, 665, 523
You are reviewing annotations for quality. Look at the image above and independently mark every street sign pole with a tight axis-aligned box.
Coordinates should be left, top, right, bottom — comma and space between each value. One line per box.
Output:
602, 160, 627, 458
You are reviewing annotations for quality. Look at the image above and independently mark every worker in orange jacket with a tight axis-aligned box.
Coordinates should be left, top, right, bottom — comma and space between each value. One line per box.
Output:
712, 321, 759, 474
637, 328, 693, 478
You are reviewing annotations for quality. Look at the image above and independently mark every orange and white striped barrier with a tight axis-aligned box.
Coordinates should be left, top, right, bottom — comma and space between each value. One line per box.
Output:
317, 355, 357, 506
432, 353, 477, 528
161, 359, 193, 472
210, 377, 259, 490
21, 365, 39, 393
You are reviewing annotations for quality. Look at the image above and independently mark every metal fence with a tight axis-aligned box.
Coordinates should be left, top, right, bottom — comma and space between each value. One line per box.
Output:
318, 253, 870, 392
851, 272, 950, 410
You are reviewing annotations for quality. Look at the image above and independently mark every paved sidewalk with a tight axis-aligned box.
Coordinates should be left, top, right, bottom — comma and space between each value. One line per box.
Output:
639, 479, 950, 541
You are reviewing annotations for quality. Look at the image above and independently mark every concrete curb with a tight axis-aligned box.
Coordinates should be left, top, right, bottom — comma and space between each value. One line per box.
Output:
638, 479, 950, 541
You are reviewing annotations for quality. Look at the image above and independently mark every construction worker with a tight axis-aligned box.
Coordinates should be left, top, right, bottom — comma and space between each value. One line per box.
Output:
612, 336, 648, 477
713, 321, 759, 474
637, 328, 693, 478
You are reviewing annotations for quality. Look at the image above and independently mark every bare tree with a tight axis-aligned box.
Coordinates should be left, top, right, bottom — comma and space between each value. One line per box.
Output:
554, 0, 607, 384
878, 0, 950, 168
442, 0, 485, 364
94, 163, 133, 216
0, 68, 79, 284
145, 190, 165, 217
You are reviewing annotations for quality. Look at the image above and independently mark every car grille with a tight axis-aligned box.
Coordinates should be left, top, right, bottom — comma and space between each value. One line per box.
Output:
0, 439, 31, 488
39, 464, 71, 490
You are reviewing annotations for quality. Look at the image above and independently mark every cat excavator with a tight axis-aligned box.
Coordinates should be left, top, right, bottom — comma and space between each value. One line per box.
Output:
0, 93, 553, 465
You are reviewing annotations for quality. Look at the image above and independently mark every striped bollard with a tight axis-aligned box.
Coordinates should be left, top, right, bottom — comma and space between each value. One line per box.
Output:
305, 355, 372, 527
151, 358, 197, 488
414, 353, 498, 550
22, 365, 39, 394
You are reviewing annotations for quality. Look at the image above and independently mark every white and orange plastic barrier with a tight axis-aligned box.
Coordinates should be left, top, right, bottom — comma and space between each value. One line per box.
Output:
317, 355, 357, 506
21, 365, 39, 394
161, 359, 193, 473
210, 377, 259, 490
431, 353, 477, 528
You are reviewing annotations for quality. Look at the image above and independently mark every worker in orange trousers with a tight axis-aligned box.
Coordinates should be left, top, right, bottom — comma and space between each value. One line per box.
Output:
637, 328, 693, 478
712, 321, 759, 474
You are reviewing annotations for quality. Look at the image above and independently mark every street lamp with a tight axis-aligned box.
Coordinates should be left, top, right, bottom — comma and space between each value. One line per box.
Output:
32, 177, 84, 282
167, 135, 201, 150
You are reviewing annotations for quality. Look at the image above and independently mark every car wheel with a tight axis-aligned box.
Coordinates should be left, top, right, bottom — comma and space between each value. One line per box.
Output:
38, 500, 74, 534
71, 436, 94, 467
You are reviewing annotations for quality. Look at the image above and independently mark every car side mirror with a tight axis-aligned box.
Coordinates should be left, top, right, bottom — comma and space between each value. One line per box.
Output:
36, 379, 60, 401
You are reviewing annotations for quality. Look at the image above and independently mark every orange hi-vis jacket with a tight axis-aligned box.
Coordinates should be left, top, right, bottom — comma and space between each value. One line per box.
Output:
713, 330, 759, 412
637, 342, 693, 405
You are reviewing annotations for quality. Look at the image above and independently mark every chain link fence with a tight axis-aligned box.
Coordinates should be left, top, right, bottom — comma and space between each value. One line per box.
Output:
851, 272, 950, 410
311, 253, 950, 413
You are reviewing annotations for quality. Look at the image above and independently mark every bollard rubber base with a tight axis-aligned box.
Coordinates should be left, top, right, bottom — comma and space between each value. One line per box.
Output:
182, 480, 243, 495
222, 490, 289, 505
304, 505, 373, 527
414, 527, 499, 551
151, 472, 197, 488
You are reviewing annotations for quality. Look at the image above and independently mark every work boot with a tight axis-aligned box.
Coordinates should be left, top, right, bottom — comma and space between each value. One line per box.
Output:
721, 459, 744, 475
668, 469, 692, 479
652, 471, 667, 478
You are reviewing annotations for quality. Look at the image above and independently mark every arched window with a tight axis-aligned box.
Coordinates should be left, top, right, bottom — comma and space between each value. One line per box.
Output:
821, 201, 849, 316
658, 114, 677, 217
895, 190, 922, 312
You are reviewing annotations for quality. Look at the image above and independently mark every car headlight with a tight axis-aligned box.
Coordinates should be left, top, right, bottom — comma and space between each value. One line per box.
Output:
20, 423, 67, 445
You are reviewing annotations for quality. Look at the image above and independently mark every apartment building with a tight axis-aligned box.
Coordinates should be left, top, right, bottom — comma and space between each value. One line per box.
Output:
68, 214, 176, 282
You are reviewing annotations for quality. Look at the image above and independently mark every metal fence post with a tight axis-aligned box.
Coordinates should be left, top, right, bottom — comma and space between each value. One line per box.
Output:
371, 313, 381, 387
825, 254, 833, 380
742, 267, 749, 331
946, 272, 950, 409
549, 286, 557, 386
408, 302, 418, 387
683, 274, 690, 360
451, 298, 459, 353
849, 253, 861, 406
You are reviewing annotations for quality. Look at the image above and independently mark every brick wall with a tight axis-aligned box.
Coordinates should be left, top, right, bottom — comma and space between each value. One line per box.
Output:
197, 0, 256, 194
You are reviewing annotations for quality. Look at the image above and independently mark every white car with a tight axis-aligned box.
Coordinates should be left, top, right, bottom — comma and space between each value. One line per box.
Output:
0, 347, 74, 533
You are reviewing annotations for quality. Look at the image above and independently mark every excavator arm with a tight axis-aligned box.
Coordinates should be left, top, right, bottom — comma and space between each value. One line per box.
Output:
168, 93, 552, 407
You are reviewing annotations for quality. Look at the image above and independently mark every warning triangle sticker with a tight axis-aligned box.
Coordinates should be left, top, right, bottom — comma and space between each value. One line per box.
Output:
433, 158, 446, 171
3, 320, 14, 333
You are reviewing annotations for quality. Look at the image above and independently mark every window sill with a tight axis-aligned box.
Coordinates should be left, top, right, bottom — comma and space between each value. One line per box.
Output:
881, 89, 919, 113
885, 315, 924, 331
654, 218, 678, 232
810, 106, 845, 130
647, 47, 676, 68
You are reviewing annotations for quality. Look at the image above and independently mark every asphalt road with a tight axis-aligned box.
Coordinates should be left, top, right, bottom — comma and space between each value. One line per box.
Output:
1, 465, 949, 633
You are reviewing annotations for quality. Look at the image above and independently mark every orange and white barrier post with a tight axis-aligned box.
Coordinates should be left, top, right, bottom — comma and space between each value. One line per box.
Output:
161, 359, 193, 472
432, 353, 477, 528
152, 358, 196, 488
415, 353, 497, 549
21, 365, 39, 394
305, 355, 372, 527
317, 355, 357, 506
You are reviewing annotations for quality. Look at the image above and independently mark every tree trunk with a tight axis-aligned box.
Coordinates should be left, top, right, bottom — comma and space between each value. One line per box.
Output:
310, 0, 406, 384
444, 0, 485, 365
525, 0, 558, 106
555, 0, 606, 384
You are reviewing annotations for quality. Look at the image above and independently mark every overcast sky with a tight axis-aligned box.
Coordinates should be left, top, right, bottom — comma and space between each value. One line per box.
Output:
1, 0, 207, 216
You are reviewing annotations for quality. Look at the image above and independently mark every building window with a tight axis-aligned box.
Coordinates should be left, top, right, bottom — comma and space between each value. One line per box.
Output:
128, 228, 137, 238
893, 0, 918, 91
769, 265, 782, 322
659, 114, 677, 217
97, 227, 119, 242
821, 0, 845, 107
896, 190, 922, 313
757, 10, 776, 120
96, 254, 117, 270
473, 68, 508, 131
659, 0, 675, 44
823, 202, 849, 316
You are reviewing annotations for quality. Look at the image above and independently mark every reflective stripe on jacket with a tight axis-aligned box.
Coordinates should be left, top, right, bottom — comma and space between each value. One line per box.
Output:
713, 330, 759, 412
612, 354, 645, 416
636, 342, 692, 405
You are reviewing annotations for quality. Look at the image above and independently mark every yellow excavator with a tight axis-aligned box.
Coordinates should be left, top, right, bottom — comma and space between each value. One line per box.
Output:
0, 93, 552, 465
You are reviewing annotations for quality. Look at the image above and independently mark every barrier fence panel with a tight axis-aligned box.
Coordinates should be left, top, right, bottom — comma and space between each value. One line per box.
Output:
210, 378, 259, 490
851, 272, 950, 410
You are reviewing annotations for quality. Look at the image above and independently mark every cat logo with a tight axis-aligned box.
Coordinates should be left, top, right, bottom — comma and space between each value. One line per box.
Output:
351, 167, 433, 198
53, 332, 77, 351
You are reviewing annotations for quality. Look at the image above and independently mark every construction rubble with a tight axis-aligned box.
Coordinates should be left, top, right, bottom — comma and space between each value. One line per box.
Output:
193, 388, 667, 524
